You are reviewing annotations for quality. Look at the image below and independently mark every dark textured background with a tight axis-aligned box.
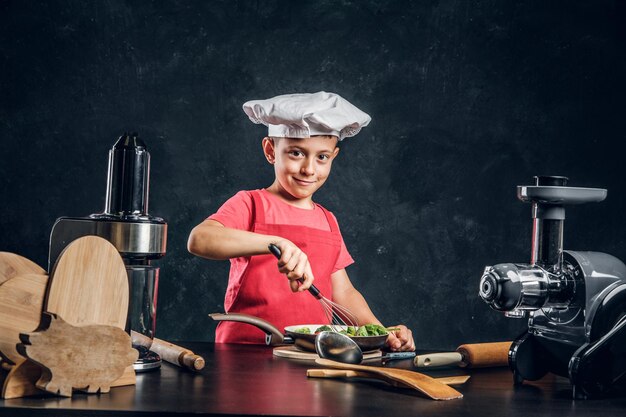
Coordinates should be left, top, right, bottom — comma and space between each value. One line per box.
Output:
1, 0, 625, 349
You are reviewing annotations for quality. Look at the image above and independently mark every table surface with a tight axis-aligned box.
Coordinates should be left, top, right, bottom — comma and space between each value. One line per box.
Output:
1, 342, 626, 417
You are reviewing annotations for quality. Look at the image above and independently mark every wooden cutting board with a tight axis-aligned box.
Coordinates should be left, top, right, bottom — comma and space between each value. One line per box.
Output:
0, 273, 48, 364
46, 235, 129, 329
273, 345, 382, 361
315, 358, 463, 400
18, 313, 138, 397
0, 252, 46, 286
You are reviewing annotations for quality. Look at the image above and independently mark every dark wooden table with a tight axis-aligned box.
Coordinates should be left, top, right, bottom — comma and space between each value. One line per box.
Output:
1, 343, 625, 416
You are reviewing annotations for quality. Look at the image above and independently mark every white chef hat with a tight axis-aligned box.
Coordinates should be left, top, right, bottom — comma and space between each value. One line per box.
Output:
242, 91, 371, 141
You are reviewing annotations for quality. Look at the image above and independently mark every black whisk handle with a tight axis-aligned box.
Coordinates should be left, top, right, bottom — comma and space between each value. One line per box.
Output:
268, 244, 322, 298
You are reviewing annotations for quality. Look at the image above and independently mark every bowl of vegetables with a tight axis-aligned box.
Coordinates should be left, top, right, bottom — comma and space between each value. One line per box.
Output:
285, 324, 391, 352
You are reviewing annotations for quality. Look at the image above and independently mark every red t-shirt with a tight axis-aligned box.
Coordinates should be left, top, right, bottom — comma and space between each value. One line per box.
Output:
208, 189, 354, 280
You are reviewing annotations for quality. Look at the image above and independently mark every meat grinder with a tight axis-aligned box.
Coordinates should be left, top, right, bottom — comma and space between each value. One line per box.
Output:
48, 133, 167, 371
479, 176, 626, 398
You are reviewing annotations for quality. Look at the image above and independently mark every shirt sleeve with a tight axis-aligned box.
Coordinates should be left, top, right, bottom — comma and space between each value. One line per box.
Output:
330, 212, 355, 273
207, 191, 254, 231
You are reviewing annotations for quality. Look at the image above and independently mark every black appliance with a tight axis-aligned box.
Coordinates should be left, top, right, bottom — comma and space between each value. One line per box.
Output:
479, 176, 626, 398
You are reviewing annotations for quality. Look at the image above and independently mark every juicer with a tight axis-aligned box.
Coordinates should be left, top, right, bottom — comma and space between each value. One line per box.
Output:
48, 133, 167, 371
479, 176, 626, 398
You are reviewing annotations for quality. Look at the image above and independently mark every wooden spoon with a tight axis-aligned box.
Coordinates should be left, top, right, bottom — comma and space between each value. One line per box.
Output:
315, 358, 463, 400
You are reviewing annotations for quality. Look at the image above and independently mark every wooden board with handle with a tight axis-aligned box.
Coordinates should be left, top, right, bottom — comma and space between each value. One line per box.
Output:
0, 252, 46, 286
414, 341, 511, 368
273, 345, 382, 361
46, 235, 129, 329
0, 273, 48, 364
315, 358, 463, 400
307, 368, 470, 387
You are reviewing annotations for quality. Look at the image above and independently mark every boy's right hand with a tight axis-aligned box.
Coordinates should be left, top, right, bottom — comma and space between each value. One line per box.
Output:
270, 240, 315, 293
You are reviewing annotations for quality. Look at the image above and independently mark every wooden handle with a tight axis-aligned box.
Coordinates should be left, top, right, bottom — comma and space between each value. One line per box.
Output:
130, 331, 205, 371
414, 352, 463, 368
150, 337, 205, 371
456, 341, 511, 368
307, 369, 470, 386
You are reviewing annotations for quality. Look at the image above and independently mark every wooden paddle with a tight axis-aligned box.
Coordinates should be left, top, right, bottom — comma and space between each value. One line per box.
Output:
0, 273, 48, 364
315, 358, 463, 400
0, 252, 46, 286
307, 369, 470, 387
46, 235, 129, 329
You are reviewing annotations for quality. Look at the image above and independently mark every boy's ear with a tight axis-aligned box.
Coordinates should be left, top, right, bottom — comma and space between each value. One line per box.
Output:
332, 146, 340, 159
262, 137, 275, 164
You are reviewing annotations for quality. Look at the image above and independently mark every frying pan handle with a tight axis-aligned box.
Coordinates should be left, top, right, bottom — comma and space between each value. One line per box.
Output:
268, 244, 321, 298
208, 312, 288, 346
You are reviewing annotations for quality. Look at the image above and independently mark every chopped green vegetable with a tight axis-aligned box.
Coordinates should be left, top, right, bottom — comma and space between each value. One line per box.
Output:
314, 325, 333, 333
294, 327, 311, 334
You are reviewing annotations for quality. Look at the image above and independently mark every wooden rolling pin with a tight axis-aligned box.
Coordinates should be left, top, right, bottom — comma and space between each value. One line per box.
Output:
414, 341, 511, 368
131, 331, 205, 371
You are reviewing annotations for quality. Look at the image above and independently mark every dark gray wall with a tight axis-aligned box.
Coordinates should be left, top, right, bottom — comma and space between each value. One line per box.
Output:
1, 0, 625, 349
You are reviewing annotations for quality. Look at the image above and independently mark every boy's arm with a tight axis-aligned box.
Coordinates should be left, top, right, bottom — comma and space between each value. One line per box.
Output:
188, 219, 276, 260
331, 269, 415, 352
187, 219, 314, 291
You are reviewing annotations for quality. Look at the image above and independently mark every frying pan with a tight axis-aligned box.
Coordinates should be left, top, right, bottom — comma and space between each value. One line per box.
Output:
209, 312, 387, 352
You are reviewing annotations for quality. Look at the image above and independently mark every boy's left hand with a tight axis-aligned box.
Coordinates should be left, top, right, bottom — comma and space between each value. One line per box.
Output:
385, 324, 415, 352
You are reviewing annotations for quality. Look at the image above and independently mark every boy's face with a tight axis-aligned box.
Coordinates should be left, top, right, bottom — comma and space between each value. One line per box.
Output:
262, 136, 340, 201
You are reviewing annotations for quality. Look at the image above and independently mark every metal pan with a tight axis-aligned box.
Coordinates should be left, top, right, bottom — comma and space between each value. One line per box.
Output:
209, 312, 387, 352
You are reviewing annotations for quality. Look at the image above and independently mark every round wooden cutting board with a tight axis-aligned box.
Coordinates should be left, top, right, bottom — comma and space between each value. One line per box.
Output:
0, 252, 46, 287
0, 273, 48, 364
46, 235, 129, 329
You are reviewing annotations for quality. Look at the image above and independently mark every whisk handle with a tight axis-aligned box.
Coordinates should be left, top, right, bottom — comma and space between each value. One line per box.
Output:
268, 244, 322, 298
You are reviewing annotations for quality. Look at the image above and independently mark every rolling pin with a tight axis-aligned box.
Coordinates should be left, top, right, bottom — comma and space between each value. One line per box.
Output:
414, 341, 511, 368
131, 331, 205, 371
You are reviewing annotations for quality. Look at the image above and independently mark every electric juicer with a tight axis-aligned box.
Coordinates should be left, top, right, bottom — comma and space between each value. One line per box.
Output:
479, 176, 626, 398
48, 133, 167, 371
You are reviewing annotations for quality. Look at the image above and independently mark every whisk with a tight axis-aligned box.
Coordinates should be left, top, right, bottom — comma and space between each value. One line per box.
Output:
268, 244, 359, 332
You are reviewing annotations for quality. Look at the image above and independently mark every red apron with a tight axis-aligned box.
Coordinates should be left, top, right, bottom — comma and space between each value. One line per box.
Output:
216, 190, 342, 344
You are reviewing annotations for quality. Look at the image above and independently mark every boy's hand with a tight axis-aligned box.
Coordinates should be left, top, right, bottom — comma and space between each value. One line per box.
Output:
385, 324, 415, 352
272, 240, 315, 292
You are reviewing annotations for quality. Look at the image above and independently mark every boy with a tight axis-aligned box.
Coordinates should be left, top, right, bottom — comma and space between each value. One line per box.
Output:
188, 91, 414, 351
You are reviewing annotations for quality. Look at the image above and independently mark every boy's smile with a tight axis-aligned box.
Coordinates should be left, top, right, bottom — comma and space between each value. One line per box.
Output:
263, 136, 340, 208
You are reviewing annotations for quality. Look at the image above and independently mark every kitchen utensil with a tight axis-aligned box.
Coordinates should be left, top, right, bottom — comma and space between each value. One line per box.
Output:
46, 235, 129, 328
0, 252, 45, 286
209, 312, 387, 352
17, 313, 138, 397
0, 273, 48, 364
268, 243, 358, 331
414, 341, 511, 368
314, 358, 463, 400
131, 331, 205, 371
315, 331, 363, 364
307, 369, 470, 387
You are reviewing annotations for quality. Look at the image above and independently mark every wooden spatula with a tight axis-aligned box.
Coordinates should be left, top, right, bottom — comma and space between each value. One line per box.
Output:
46, 235, 129, 329
0, 252, 46, 286
307, 369, 470, 387
314, 358, 463, 400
